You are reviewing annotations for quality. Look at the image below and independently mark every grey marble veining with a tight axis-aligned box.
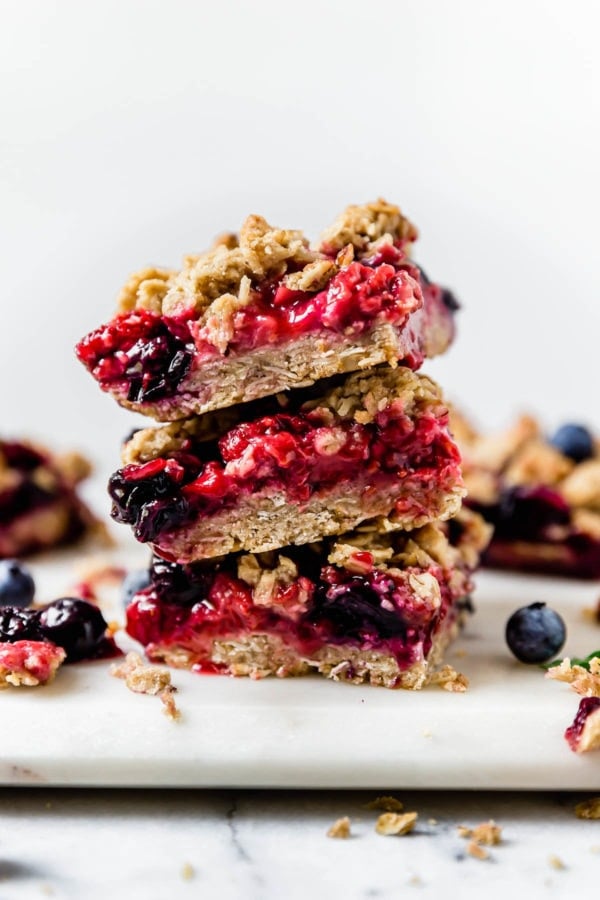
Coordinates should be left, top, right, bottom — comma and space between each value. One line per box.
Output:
0, 790, 599, 900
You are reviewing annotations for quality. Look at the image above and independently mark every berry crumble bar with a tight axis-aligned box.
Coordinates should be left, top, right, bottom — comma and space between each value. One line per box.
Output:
125, 509, 490, 688
452, 411, 600, 578
0, 438, 104, 558
76, 200, 457, 421
110, 367, 465, 562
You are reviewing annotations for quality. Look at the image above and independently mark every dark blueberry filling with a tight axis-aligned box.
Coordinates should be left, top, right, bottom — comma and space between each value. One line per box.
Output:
151, 554, 221, 607
109, 468, 192, 543
0, 482, 55, 525
125, 331, 194, 403
0, 607, 43, 642
308, 580, 407, 641
76, 311, 194, 404
484, 485, 571, 541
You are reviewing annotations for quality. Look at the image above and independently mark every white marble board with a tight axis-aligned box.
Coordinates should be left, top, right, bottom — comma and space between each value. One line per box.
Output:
2, 536, 600, 790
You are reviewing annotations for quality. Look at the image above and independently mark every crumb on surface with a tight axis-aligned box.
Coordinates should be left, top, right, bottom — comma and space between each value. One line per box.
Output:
575, 797, 600, 819
546, 656, 600, 697
327, 816, 351, 839
430, 664, 469, 692
467, 841, 489, 860
428, 818, 438, 826
457, 820, 502, 846
365, 795, 404, 813
181, 863, 195, 881
548, 854, 566, 870
111, 652, 181, 720
375, 811, 417, 836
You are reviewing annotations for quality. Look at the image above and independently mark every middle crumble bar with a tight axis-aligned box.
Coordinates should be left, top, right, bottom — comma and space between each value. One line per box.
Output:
109, 367, 464, 562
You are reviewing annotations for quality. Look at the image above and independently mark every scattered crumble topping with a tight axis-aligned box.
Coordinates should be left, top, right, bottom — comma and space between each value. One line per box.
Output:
181, 863, 195, 881
545, 656, 600, 697
364, 796, 404, 813
327, 816, 351, 839
457, 820, 502, 845
575, 797, 600, 819
548, 854, 566, 870
375, 811, 417, 836
111, 652, 181, 720
430, 665, 469, 692
467, 841, 489, 861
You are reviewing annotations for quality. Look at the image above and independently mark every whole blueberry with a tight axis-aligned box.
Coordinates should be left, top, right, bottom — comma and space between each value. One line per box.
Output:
37, 598, 108, 662
550, 424, 594, 463
505, 602, 566, 664
0, 560, 35, 608
122, 568, 151, 608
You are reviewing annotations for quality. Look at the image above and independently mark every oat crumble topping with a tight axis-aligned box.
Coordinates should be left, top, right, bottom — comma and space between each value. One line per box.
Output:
112, 200, 421, 357
327, 816, 351, 838
457, 820, 502, 845
545, 656, 600, 697
467, 841, 489, 860
375, 811, 417, 836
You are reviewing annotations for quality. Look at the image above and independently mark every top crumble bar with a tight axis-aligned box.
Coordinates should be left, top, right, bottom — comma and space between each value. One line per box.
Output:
76, 199, 458, 421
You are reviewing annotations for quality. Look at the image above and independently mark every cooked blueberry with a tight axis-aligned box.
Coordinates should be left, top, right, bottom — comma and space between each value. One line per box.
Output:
505, 602, 566, 664
493, 486, 570, 540
550, 424, 594, 463
0, 606, 41, 641
310, 579, 406, 640
122, 568, 151, 608
36, 597, 108, 661
0, 560, 35, 608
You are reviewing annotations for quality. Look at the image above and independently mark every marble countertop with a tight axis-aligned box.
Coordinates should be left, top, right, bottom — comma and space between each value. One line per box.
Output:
0, 789, 599, 899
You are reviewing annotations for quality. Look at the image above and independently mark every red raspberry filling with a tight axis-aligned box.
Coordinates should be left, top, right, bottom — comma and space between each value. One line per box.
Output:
76, 251, 427, 403
126, 554, 462, 676
565, 697, 600, 752
109, 403, 460, 544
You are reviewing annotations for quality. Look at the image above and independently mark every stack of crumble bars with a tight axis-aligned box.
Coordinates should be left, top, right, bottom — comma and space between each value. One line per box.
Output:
77, 200, 489, 689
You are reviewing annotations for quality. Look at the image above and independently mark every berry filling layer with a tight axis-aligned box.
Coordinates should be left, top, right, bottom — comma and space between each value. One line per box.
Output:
125, 519, 480, 686
109, 369, 463, 559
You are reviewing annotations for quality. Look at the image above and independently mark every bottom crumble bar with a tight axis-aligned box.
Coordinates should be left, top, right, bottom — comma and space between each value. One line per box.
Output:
125, 509, 490, 689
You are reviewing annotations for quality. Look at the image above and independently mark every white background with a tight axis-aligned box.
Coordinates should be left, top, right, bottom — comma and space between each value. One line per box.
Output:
1, 0, 599, 478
